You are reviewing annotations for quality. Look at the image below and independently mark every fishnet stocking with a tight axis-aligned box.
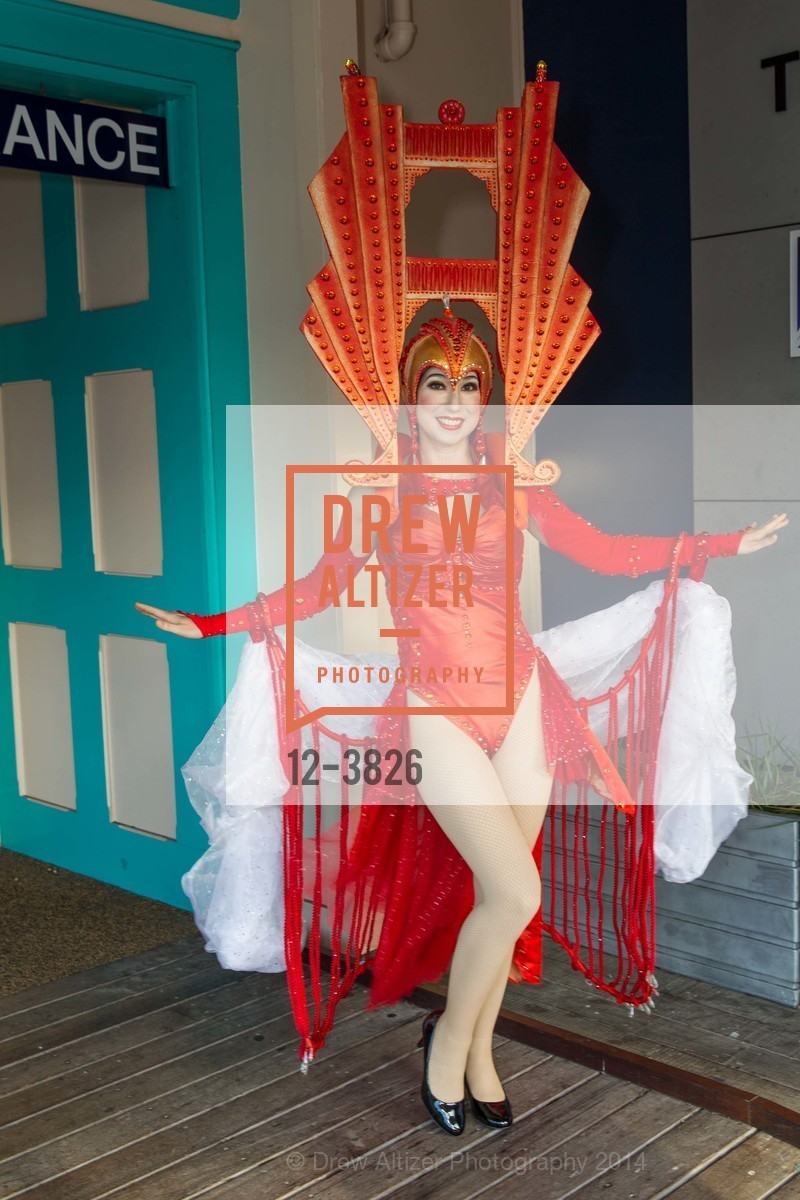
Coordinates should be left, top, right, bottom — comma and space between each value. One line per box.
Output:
407, 661, 554, 1103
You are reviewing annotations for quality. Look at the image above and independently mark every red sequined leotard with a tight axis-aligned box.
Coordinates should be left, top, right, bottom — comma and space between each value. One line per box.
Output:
378, 469, 548, 759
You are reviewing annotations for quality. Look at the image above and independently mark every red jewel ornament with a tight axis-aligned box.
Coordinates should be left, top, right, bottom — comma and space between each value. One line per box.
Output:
438, 98, 466, 126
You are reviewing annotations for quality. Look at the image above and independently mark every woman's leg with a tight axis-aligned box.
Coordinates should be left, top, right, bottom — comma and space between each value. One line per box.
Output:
463, 660, 555, 1099
407, 694, 542, 1103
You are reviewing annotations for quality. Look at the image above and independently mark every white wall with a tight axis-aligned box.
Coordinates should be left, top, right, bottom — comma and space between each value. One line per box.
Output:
688, 0, 799, 747
234, 0, 362, 620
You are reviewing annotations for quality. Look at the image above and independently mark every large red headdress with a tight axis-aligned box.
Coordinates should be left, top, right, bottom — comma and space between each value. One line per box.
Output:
300, 59, 600, 487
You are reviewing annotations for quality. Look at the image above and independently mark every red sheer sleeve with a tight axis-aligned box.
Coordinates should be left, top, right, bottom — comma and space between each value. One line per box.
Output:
178, 545, 372, 639
526, 485, 746, 580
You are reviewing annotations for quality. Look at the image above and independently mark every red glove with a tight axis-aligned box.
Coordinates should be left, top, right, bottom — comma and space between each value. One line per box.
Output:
179, 545, 372, 639
526, 485, 747, 580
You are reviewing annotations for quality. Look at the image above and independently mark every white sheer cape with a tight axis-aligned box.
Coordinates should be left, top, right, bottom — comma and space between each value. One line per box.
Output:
180, 577, 752, 972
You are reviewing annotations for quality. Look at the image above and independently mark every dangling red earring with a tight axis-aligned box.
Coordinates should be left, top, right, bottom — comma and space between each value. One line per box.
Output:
473, 409, 486, 463
408, 406, 420, 464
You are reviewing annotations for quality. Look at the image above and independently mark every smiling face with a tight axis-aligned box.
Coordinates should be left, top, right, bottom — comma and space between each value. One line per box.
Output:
414, 366, 482, 451
400, 312, 493, 465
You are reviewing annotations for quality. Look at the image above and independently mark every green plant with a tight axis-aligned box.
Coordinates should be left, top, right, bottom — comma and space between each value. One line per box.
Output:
736, 718, 800, 817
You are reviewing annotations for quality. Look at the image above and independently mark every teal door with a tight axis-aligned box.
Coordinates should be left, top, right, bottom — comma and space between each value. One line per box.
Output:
0, 0, 250, 906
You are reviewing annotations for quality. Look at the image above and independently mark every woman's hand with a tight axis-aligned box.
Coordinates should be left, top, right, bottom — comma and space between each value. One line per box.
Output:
134, 601, 203, 638
736, 513, 789, 555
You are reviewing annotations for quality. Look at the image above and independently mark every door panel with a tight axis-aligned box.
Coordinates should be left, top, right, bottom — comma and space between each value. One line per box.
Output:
0, 5, 249, 907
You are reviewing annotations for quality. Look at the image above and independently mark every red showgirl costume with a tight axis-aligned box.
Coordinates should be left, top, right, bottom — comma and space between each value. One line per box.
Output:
180, 63, 749, 1071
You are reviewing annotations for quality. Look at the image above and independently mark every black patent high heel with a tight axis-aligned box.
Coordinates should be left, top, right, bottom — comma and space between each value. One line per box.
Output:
464, 1076, 513, 1129
416, 1009, 466, 1136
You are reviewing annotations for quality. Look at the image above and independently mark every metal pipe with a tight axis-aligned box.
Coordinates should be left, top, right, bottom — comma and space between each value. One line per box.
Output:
375, 0, 416, 62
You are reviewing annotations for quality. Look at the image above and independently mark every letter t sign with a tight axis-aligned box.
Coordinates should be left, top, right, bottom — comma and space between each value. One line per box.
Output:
761, 51, 800, 112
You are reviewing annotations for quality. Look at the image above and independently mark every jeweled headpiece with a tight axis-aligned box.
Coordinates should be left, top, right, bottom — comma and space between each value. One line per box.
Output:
300, 59, 600, 490
400, 310, 493, 405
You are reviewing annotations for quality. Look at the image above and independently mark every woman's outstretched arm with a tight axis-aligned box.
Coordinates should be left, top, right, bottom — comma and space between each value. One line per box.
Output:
135, 485, 377, 639
525, 484, 786, 578
134, 544, 372, 640
182, 545, 371, 637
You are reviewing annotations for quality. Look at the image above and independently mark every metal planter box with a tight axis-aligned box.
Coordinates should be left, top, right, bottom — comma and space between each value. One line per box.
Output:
655, 810, 800, 1007
542, 810, 800, 1008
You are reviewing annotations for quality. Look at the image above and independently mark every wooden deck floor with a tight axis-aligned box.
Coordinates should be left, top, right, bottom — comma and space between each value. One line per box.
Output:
1, 933, 799, 1200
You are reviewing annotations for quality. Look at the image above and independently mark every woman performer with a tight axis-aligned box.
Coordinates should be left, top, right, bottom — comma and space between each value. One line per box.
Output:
135, 308, 786, 1136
